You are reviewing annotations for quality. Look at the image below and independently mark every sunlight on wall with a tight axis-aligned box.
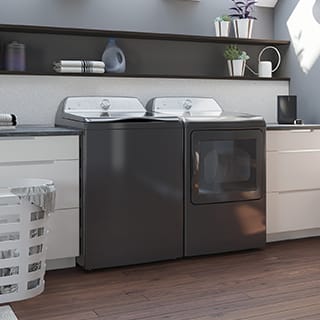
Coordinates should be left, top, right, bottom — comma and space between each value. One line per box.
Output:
287, 0, 320, 74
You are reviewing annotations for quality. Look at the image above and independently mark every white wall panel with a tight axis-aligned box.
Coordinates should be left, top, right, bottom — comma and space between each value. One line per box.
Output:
0, 75, 289, 125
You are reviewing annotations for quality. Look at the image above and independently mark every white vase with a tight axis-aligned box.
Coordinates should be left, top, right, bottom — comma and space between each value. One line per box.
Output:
233, 18, 254, 38
227, 59, 246, 77
214, 21, 230, 37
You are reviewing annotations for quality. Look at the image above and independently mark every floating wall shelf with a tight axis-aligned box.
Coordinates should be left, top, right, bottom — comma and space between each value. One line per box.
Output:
0, 71, 290, 81
0, 24, 290, 46
0, 24, 290, 80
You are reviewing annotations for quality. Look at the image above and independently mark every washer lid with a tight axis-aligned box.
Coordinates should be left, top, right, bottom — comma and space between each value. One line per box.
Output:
146, 97, 223, 116
58, 96, 150, 122
146, 97, 264, 123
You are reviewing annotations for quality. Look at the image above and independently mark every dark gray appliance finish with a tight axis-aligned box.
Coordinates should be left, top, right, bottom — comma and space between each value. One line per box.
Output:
56, 97, 184, 270
146, 97, 266, 257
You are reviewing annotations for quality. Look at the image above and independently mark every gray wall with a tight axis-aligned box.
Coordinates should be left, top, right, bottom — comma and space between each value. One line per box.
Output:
0, 1, 276, 79
0, 75, 289, 125
0, 0, 273, 38
275, 0, 320, 123
0, 0, 288, 126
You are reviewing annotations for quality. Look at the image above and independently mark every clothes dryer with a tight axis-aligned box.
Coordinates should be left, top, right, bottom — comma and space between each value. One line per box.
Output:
147, 97, 266, 256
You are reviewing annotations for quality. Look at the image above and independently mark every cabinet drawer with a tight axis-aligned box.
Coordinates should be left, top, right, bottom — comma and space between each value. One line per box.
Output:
267, 150, 320, 192
0, 136, 79, 162
46, 208, 79, 260
267, 130, 320, 151
0, 160, 79, 209
267, 191, 320, 234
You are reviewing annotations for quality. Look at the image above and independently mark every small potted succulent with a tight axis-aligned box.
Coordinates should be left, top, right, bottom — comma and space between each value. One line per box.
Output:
229, 0, 257, 38
224, 45, 250, 77
214, 15, 232, 37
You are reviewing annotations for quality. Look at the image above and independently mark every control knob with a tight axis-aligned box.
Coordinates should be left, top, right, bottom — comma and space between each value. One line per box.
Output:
101, 99, 111, 110
183, 99, 193, 110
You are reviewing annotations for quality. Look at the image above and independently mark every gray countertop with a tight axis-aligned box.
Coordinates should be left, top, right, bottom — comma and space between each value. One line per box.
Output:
267, 123, 320, 130
2, 124, 320, 135
0, 125, 81, 136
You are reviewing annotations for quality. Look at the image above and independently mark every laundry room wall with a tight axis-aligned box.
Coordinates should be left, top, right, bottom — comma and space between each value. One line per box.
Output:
275, 0, 320, 123
0, 76, 288, 124
0, 0, 273, 38
0, 0, 289, 124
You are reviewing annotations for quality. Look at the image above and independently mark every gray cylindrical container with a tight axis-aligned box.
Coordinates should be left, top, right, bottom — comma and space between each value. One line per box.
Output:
6, 41, 26, 72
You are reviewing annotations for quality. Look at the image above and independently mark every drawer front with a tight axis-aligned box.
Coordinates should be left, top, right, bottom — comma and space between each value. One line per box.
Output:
0, 160, 79, 209
267, 150, 320, 192
0, 136, 79, 162
267, 191, 320, 234
267, 130, 320, 151
46, 208, 79, 260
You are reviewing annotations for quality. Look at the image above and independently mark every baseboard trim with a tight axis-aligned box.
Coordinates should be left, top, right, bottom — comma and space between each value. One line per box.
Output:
267, 228, 320, 242
46, 257, 76, 270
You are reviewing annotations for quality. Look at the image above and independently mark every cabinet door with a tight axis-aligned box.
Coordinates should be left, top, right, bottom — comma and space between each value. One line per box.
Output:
267, 150, 320, 192
0, 136, 79, 162
0, 161, 79, 209
267, 130, 320, 151
46, 208, 79, 260
267, 190, 320, 234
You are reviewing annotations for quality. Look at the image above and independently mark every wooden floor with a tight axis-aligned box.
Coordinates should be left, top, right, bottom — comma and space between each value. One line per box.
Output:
9, 237, 320, 320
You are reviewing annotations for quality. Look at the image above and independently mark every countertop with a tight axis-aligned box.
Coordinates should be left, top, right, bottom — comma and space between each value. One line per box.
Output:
267, 123, 320, 130
2, 124, 320, 135
0, 125, 81, 136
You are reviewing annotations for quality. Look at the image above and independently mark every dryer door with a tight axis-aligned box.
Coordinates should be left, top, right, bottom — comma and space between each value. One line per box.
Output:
191, 129, 264, 204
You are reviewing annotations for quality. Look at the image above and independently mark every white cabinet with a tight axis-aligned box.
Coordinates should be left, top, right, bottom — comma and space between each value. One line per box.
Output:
47, 208, 79, 260
267, 129, 320, 241
0, 135, 79, 265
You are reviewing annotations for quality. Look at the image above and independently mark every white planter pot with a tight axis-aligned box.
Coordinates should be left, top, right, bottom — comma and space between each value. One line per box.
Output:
227, 59, 246, 77
214, 21, 230, 37
233, 18, 254, 38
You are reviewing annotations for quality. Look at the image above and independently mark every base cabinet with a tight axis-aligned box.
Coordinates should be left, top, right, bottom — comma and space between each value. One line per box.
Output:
267, 190, 320, 233
267, 129, 320, 241
0, 160, 79, 209
0, 135, 80, 266
47, 208, 79, 260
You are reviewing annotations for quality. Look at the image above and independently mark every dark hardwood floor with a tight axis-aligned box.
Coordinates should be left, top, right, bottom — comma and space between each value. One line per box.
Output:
9, 237, 320, 320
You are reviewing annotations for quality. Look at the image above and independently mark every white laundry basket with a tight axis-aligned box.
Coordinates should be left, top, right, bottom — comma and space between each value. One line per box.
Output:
0, 179, 55, 304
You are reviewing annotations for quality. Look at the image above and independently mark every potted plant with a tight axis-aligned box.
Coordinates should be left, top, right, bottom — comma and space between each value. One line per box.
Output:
229, 0, 257, 38
224, 45, 250, 77
214, 15, 231, 37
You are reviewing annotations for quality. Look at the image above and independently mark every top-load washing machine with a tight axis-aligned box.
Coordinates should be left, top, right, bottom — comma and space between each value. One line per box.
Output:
146, 97, 266, 257
56, 96, 184, 270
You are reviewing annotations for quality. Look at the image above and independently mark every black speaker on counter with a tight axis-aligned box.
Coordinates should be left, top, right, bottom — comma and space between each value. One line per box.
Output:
277, 95, 297, 124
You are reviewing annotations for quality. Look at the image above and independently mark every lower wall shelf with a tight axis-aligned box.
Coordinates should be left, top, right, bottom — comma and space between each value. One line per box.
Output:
0, 71, 290, 81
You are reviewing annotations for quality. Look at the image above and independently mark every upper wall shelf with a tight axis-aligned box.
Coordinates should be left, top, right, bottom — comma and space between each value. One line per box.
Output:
0, 24, 290, 46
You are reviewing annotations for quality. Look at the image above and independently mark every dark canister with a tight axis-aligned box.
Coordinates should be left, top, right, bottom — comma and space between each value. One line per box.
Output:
277, 95, 297, 124
5, 41, 26, 72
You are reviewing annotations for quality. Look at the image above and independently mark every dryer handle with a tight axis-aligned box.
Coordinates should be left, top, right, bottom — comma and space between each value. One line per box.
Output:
193, 151, 200, 191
